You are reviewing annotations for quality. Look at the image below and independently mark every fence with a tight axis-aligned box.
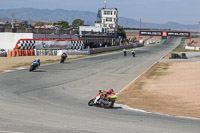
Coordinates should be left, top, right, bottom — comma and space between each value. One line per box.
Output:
89, 43, 143, 54
35, 49, 90, 56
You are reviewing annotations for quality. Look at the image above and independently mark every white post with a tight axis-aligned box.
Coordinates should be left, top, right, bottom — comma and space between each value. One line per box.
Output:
104, 0, 107, 8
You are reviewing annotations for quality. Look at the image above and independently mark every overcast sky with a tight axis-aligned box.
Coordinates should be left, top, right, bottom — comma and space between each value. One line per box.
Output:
0, 0, 200, 24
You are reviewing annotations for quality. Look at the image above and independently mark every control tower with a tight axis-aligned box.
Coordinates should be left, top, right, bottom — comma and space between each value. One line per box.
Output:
95, 0, 118, 34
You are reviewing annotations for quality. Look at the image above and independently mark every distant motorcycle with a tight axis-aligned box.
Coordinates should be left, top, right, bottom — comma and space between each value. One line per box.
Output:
60, 53, 67, 63
29, 59, 40, 72
123, 49, 127, 56
88, 92, 118, 108
131, 50, 135, 57
60, 56, 66, 63
124, 51, 127, 56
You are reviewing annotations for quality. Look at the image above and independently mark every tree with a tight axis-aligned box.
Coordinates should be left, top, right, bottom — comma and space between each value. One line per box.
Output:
18, 21, 31, 29
56, 21, 69, 29
5, 21, 12, 28
35, 21, 45, 27
117, 25, 126, 38
72, 19, 84, 27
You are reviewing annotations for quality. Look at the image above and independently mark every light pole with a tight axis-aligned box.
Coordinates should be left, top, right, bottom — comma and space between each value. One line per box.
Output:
199, 21, 200, 32
140, 19, 141, 28
11, 13, 15, 29
104, 0, 107, 8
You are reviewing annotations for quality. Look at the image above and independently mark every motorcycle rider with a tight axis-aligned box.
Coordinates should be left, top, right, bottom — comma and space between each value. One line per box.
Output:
61, 52, 67, 62
107, 89, 115, 95
31, 58, 40, 68
94, 89, 115, 104
123, 48, 127, 56
61, 52, 67, 58
131, 49, 135, 57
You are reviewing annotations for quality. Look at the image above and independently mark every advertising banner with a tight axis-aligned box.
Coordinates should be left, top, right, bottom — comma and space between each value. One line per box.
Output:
140, 31, 190, 37
140, 31, 162, 36
167, 32, 190, 37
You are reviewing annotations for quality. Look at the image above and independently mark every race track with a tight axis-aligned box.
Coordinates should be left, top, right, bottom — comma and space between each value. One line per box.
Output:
0, 38, 199, 133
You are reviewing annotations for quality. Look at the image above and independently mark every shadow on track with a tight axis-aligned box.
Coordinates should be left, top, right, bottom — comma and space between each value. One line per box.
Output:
32, 70, 47, 72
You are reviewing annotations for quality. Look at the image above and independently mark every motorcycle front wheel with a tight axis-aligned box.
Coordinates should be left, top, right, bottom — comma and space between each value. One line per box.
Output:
29, 67, 33, 72
88, 99, 94, 106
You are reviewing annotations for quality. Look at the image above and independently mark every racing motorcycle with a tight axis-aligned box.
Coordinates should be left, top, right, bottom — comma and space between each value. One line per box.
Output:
60, 56, 66, 63
60, 53, 67, 63
88, 91, 118, 108
29, 62, 39, 72
131, 51, 135, 57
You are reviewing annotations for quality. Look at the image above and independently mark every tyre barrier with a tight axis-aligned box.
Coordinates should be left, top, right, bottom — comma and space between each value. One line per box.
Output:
170, 53, 187, 59
7, 49, 35, 57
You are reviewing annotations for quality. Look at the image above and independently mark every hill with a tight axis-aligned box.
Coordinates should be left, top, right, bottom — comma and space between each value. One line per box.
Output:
0, 8, 198, 30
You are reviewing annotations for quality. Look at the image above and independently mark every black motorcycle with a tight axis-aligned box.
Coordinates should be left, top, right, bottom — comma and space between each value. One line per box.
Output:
60, 55, 67, 63
124, 51, 127, 56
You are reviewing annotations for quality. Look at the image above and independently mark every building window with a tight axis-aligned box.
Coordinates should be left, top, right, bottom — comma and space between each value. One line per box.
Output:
109, 24, 113, 27
104, 11, 112, 15
106, 17, 112, 22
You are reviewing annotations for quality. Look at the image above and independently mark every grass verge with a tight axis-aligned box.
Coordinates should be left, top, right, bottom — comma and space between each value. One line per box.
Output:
145, 62, 170, 79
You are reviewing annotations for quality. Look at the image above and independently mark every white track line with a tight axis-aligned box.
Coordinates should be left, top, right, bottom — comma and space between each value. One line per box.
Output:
1, 70, 15, 73
0, 131, 23, 133
117, 104, 200, 120
1, 68, 26, 73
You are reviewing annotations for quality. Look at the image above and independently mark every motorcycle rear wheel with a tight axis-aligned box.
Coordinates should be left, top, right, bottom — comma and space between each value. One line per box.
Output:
104, 101, 115, 108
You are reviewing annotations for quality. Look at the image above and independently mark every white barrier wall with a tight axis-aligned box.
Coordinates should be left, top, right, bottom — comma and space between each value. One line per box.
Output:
185, 45, 200, 51
0, 33, 33, 50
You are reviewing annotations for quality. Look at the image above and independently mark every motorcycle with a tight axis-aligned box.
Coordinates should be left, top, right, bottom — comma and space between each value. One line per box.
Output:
29, 62, 38, 72
124, 51, 127, 56
88, 92, 118, 108
60, 55, 67, 63
123, 49, 127, 56
131, 51, 135, 57
29, 64, 37, 72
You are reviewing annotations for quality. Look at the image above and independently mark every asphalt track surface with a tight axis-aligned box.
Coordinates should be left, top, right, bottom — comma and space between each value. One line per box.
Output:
0, 38, 200, 133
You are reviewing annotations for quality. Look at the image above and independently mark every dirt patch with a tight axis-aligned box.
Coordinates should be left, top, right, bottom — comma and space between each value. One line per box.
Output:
0, 55, 85, 71
117, 62, 200, 118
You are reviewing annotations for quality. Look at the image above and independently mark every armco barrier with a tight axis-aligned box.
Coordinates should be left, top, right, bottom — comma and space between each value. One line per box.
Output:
35, 49, 89, 56
5, 43, 143, 57
89, 43, 143, 54
185, 45, 200, 51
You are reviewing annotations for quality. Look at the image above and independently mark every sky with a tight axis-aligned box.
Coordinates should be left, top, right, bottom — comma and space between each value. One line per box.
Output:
0, 0, 200, 25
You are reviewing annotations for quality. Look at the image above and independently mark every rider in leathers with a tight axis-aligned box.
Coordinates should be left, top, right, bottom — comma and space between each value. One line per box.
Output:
94, 89, 115, 104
